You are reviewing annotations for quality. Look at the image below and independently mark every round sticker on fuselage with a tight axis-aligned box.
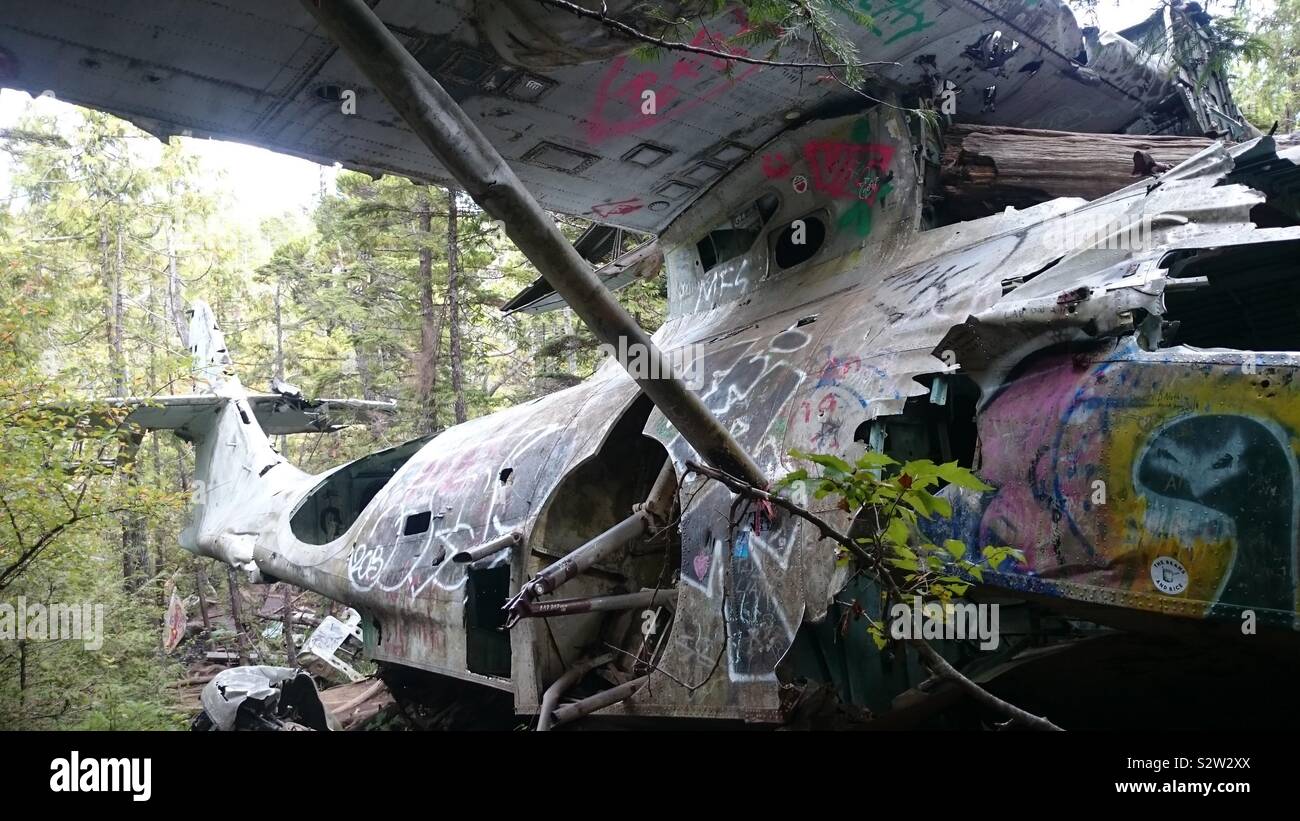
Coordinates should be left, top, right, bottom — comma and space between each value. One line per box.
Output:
1151, 557, 1189, 595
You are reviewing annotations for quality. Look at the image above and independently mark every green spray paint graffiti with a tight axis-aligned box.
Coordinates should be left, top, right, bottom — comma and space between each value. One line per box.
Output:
836, 118, 895, 237
858, 0, 936, 45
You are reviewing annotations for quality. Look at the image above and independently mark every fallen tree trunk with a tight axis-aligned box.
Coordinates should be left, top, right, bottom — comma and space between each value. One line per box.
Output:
939, 124, 1216, 221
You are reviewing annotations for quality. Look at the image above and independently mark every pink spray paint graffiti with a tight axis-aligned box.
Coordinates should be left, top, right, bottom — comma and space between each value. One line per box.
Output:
584, 14, 761, 143
762, 152, 793, 179
591, 198, 643, 218
803, 140, 894, 200
761, 117, 897, 236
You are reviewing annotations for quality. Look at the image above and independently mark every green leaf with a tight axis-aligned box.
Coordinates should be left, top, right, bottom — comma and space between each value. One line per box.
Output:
943, 539, 966, 560
900, 459, 941, 483
922, 491, 952, 519
869, 624, 887, 650
884, 516, 910, 549
774, 468, 809, 490
803, 452, 854, 477
935, 461, 995, 491
855, 451, 897, 470
892, 544, 917, 562
902, 490, 932, 518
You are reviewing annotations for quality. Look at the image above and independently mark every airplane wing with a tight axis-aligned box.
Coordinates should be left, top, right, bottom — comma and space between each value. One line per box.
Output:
0, 0, 1248, 236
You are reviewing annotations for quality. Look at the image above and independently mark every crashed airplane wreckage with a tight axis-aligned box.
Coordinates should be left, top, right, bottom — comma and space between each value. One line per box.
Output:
7, 0, 1300, 727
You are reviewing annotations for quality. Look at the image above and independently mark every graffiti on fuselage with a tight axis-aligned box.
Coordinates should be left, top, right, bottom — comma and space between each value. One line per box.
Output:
346, 421, 567, 599
935, 341, 1300, 626
585, 11, 760, 144
857, 0, 936, 45
760, 116, 897, 238
654, 327, 812, 684
788, 347, 893, 452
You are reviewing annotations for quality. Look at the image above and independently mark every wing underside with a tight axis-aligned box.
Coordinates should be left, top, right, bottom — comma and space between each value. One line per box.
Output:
0, 0, 1246, 235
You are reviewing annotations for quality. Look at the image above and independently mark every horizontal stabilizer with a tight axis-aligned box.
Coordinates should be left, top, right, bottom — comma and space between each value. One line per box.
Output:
57, 393, 396, 436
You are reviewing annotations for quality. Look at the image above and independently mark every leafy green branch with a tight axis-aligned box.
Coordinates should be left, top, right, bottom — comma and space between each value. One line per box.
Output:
531, 0, 895, 76
778, 449, 1024, 647
686, 451, 1059, 730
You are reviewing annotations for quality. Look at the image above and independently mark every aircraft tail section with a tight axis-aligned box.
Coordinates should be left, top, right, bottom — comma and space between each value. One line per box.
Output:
171, 299, 297, 568
67, 300, 395, 570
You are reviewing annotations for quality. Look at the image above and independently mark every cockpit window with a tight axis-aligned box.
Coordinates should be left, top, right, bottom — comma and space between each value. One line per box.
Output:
696, 192, 781, 273
773, 213, 827, 269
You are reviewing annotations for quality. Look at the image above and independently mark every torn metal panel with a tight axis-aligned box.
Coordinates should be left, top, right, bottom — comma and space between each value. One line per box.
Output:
297, 609, 367, 684
197, 666, 337, 731
503, 236, 663, 315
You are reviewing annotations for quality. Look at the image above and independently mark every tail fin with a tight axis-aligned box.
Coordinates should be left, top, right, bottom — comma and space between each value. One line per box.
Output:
55, 300, 395, 570
172, 301, 393, 569
187, 299, 240, 392
176, 299, 292, 568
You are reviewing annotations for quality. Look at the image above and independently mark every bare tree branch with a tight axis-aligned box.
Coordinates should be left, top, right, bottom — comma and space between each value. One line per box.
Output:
530, 0, 899, 72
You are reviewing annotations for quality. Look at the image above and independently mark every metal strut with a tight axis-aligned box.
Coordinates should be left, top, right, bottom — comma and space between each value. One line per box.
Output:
537, 652, 613, 732
549, 676, 650, 728
451, 531, 522, 565
503, 459, 677, 626
513, 588, 677, 620
298, 0, 766, 488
